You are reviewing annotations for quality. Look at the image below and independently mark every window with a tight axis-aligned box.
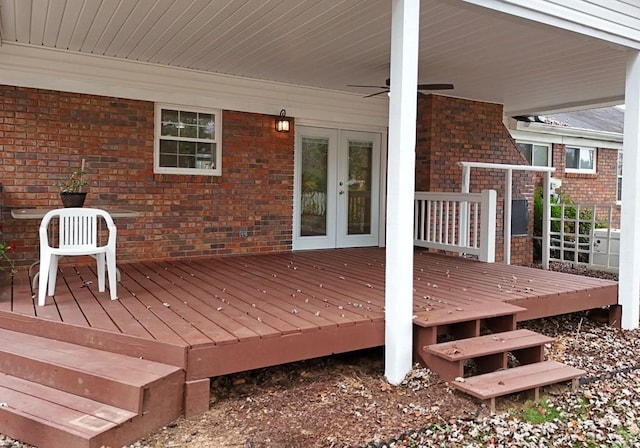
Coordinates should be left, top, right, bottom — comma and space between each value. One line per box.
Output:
516, 142, 550, 167
617, 150, 623, 203
565, 146, 596, 173
154, 104, 222, 176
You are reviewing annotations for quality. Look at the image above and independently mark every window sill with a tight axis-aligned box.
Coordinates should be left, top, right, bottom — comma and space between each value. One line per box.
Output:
564, 172, 597, 178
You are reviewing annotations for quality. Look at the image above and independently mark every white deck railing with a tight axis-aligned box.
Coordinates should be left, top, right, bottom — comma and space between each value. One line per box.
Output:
414, 189, 497, 262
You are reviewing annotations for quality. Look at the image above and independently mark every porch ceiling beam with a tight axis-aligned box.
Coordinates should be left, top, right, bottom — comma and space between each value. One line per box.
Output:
619, 50, 640, 330
384, 0, 419, 385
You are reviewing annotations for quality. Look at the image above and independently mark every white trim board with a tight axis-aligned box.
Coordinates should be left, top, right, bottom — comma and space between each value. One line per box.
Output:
0, 43, 389, 128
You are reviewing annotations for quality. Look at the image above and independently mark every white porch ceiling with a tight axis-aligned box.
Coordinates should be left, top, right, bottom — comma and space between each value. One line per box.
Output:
0, 0, 631, 115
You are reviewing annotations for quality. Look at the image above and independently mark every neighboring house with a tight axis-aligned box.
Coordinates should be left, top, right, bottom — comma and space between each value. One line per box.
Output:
507, 107, 624, 228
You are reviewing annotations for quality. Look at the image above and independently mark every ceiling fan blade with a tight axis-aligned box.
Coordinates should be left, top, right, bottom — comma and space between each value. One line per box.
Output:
347, 84, 388, 89
417, 83, 454, 90
363, 90, 389, 98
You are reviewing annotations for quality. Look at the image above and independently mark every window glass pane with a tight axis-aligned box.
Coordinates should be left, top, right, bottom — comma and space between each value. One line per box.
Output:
516, 143, 532, 164
160, 153, 177, 167
565, 147, 578, 169
159, 140, 178, 167
618, 177, 623, 202
618, 151, 623, 176
180, 111, 197, 125
198, 114, 215, 139
180, 124, 198, 138
579, 149, 594, 170
532, 145, 548, 166
196, 143, 215, 169
161, 109, 179, 137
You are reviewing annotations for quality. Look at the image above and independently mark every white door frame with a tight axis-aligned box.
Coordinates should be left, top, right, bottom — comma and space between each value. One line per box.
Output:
293, 125, 385, 250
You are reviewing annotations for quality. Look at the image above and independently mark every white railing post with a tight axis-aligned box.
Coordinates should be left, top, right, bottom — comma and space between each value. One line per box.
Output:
460, 165, 471, 249
479, 189, 496, 262
504, 168, 513, 264
542, 171, 551, 269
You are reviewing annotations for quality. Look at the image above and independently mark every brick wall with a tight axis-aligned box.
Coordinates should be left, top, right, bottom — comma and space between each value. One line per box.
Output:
0, 86, 294, 267
415, 95, 535, 265
553, 144, 620, 228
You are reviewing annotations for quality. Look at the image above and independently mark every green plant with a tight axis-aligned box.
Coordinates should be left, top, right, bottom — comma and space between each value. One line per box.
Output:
519, 399, 564, 424
0, 222, 16, 274
58, 168, 88, 193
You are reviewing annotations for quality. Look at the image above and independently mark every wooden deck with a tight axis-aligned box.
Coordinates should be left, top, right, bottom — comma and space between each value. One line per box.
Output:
0, 248, 618, 381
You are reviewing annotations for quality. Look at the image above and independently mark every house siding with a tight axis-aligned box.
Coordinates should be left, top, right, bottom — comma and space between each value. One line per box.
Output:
0, 85, 294, 267
415, 95, 535, 265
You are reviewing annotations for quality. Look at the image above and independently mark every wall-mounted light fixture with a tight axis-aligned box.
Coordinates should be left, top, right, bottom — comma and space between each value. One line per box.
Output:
275, 109, 291, 133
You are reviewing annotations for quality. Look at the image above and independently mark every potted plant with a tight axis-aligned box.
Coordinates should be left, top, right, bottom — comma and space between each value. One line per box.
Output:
58, 160, 88, 207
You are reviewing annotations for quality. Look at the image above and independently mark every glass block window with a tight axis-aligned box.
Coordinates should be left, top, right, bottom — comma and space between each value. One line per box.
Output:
154, 104, 222, 176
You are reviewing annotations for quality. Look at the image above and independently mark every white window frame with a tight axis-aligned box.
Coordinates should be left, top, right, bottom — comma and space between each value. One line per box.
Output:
617, 150, 623, 204
154, 103, 222, 176
564, 146, 596, 174
515, 141, 551, 167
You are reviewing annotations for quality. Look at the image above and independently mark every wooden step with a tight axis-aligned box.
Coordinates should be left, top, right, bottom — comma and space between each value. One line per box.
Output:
413, 302, 526, 328
423, 329, 553, 381
413, 302, 526, 366
0, 329, 186, 448
450, 360, 586, 413
0, 372, 136, 448
0, 328, 182, 414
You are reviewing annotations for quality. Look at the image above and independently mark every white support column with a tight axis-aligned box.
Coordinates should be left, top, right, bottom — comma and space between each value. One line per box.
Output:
619, 50, 640, 330
385, 0, 420, 385
503, 169, 513, 265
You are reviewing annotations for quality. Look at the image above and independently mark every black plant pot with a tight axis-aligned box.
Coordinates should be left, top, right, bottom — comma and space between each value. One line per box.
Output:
60, 192, 87, 208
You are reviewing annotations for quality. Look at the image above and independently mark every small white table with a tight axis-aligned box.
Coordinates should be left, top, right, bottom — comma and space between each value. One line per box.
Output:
11, 208, 140, 220
11, 208, 140, 289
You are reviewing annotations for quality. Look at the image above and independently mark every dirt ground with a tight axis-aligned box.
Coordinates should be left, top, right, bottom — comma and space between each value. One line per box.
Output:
134, 347, 481, 448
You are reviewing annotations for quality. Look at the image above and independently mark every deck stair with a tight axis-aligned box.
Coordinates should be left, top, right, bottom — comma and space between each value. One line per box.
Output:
413, 302, 586, 412
0, 328, 185, 448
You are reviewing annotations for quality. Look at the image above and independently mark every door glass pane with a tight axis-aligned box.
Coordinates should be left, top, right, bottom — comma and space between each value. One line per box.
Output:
347, 140, 373, 235
300, 137, 329, 236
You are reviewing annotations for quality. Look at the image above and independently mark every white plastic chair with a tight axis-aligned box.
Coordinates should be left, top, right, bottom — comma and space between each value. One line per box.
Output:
38, 208, 118, 306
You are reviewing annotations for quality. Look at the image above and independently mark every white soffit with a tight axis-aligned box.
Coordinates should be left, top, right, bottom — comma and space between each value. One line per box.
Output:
0, 0, 633, 115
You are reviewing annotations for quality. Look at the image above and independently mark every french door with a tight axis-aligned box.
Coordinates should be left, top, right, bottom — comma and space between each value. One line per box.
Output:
293, 126, 381, 250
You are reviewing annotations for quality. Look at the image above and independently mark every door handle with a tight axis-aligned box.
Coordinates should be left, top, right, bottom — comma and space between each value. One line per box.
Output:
339, 190, 345, 195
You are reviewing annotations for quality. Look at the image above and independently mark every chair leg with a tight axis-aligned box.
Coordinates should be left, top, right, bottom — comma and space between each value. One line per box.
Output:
96, 253, 106, 292
47, 255, 59, 297
38, 255, 51, 307
106, 249, 118, 300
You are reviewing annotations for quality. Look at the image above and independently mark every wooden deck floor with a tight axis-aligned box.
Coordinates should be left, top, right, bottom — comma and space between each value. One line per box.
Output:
0, 248, 618, 381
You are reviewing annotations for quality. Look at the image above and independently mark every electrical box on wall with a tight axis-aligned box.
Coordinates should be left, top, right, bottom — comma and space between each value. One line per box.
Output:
511, 199, 529, 236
